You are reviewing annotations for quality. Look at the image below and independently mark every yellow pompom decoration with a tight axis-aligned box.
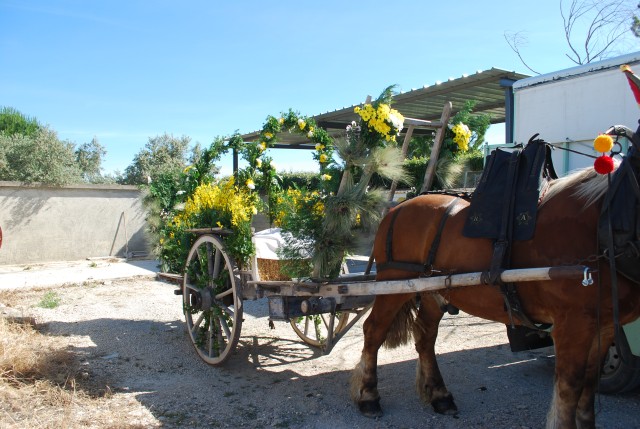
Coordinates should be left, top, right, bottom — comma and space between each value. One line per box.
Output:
594, 134, 614, 153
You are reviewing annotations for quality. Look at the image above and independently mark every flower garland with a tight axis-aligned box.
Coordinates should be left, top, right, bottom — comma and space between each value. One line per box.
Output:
258, 109, 335, 183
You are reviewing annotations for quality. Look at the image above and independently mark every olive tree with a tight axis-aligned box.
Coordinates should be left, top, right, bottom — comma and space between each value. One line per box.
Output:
122, 133, 191, 185
75, 137, 107, 183
0, 128, 82, 185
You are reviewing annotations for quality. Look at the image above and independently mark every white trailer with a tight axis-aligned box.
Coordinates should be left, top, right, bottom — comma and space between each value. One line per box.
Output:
513, 52, 640, 176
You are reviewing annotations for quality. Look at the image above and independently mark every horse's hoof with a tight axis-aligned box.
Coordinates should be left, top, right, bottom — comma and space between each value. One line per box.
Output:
431, 395, 458, 416
358, 399, 383, 418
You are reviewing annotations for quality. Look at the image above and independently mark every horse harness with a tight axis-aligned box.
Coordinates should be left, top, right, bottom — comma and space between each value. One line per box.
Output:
377, 136, 557, 330
599, 124, 640, 366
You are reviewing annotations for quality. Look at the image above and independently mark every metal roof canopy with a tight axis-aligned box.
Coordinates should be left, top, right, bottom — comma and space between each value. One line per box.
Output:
240, 68, 529, 149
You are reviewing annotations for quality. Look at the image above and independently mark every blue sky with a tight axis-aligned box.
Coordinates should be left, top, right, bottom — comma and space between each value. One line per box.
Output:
1, 0, 638, 175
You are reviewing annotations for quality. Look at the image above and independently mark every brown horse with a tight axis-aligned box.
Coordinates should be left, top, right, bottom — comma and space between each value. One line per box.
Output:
351, 160, 640, 428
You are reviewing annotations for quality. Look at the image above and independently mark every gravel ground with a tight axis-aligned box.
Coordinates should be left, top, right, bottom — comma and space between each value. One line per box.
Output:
9, 277, 640, 429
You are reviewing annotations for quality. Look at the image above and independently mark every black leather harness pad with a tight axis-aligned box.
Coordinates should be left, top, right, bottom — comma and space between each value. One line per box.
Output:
463, 139, 555, 241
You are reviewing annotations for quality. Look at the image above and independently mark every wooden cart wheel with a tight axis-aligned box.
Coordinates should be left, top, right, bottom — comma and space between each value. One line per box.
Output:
183, 234, 243, 365
290, 312, 350, 348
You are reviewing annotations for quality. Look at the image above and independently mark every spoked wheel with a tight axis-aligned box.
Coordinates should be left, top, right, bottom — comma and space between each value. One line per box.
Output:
290, 313, 349, 348
183, 234, 243, 365
289, 307, 369, 351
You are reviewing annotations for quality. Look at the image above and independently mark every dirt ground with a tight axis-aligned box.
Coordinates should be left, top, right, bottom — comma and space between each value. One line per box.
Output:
4, 277, 640, 429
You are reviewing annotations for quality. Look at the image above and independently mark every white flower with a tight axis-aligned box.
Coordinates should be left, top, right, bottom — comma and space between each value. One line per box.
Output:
270, 160, 277, 169
388, 112, 404, 135
176, 190, 185, 196
307, 130, 313, 138
351, 121, 357, 127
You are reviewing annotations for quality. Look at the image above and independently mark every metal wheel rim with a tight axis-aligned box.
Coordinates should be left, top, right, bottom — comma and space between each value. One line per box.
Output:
602, 343, 621, 378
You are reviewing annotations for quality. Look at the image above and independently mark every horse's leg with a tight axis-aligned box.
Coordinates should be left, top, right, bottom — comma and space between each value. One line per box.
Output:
575, 327, 614, 429
414, 294, 458, 415
546, 318, 597, 429
351, 293, 414, 417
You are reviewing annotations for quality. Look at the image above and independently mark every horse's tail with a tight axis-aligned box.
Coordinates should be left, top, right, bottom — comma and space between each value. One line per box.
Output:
383, 298, 418, 349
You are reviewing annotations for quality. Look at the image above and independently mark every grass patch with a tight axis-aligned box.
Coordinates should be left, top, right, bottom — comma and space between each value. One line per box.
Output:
37, 291, 61, 309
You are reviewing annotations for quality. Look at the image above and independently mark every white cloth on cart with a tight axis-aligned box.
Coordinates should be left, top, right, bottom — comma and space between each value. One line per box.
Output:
252, 228, 285, 260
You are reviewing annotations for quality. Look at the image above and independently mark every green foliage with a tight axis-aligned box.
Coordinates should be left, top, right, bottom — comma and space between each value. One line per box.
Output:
402, 100, 489, 191
275, 87, 406, 279
0, 128, 82, 185
0, 107, 41, 137
401, 149, 484, 196
38, 291, 61, 309
143, 137, 232, 272
122, 133, 191, 185
407, 100, 491, 159
75, 138, 107, 183
276, 167, 341, 193
0, 107, 113, 185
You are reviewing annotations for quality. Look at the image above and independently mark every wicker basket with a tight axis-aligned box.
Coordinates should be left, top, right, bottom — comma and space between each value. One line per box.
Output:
257, 258, 291, 281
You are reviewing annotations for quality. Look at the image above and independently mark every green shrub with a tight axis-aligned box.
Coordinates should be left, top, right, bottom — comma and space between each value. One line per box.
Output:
38, 291, 61, 309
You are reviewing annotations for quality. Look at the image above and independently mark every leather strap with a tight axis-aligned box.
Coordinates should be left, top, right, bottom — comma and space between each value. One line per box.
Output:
378, 197, 459, 274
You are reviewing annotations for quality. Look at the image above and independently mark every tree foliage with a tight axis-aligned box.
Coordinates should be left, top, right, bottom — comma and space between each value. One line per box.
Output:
122, 133, 191, 185
0, 107, 41, 137
632, 3, 640, 37
75, 138, 107, 183
0, 128, 82, 185
0, 107, 112, 185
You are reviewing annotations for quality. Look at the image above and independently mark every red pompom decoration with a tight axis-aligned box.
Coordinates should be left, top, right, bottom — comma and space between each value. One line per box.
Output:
594, 155, 615, 174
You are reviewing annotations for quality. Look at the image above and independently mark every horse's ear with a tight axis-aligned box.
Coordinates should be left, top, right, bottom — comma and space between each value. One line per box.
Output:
527, 133, 540, 145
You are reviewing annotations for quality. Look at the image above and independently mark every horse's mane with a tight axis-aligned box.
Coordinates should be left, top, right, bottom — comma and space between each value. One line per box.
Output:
540, 165, 614, 208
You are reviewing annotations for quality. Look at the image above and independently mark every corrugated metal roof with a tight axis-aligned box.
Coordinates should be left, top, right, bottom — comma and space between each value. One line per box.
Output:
513, 51, 640, 90
240, 68, 529, 148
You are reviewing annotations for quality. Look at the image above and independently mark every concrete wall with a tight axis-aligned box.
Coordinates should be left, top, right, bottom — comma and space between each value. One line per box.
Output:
0, 182, 149, 265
